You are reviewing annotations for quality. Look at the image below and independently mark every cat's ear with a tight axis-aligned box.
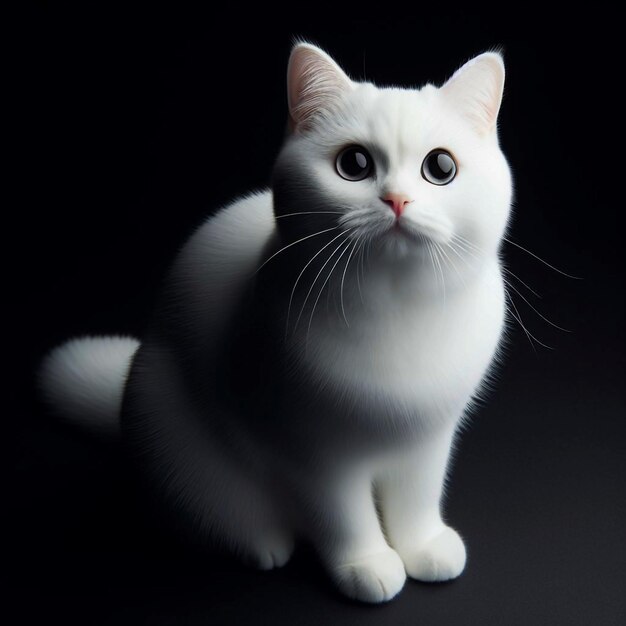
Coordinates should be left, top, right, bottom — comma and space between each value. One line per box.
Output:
441, 52, 505, 135
287, 42, 354, 132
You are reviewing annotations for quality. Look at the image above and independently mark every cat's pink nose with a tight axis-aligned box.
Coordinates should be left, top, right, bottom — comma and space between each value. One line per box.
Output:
381, 193, 412, 217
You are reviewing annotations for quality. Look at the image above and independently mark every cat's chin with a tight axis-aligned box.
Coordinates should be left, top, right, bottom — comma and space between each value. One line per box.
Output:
376, 225, 433, 261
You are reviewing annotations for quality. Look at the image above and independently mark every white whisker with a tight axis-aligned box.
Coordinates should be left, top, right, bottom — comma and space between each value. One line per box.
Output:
340, 235, 362, 327
505, 291, 553, 350
503, 267, 542, 299
504, 237, 582, 280
306, 238, 354, 348
431, 241, 446, 308
285, 230, 351, 338
359, 236, 367, 285
437, 242, 465, 286
255, 226, 340, 274
293, 231, 353, 334
453, 233, 482, 254
504, 279, 570, 332
450, 235, 482, 262
355, 237, 366, 304
275, 211, 344, 219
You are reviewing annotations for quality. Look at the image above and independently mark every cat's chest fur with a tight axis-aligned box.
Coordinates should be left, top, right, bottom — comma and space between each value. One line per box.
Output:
174, 193, 505, 429
298, 260, 505, 421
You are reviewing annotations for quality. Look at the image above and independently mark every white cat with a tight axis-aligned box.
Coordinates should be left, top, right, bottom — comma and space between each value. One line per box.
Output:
39, 43, 512, 603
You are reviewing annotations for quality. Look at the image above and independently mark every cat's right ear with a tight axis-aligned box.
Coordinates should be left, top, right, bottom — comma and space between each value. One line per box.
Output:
287, 43, 354, 132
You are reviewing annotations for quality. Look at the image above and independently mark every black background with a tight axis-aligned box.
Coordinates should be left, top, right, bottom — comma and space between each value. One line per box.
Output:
11, 6, 625, 625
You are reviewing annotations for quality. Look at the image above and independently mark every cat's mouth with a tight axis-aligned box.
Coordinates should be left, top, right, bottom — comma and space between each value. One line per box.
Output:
393, 221, 413, 236
390, 220, 426, 244
390, 216, 452, 246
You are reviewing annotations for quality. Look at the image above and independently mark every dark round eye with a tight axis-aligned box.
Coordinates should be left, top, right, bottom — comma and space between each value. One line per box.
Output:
336, 146, 373, 181
421, 149, 457, 185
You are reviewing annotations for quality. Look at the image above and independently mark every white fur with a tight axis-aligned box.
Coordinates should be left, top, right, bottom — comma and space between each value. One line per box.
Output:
39, 336, 139, 437
41, 44, 512, 603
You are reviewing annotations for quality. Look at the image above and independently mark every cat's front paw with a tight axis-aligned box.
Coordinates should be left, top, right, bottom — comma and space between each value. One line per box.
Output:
401, 526, 466, 582
331, 548, 406, 603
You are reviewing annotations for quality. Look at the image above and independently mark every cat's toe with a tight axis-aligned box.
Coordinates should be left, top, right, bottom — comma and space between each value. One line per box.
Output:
402, 526, 466, 582
246, 533, 295, 570
332, 548, 406, 603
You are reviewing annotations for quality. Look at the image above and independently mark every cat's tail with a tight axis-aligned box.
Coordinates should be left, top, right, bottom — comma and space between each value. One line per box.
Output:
38, 336, 140, 439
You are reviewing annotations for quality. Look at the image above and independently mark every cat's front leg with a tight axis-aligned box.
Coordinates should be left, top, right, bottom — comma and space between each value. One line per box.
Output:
378, 422, 467, 582
299, 466, 406, 603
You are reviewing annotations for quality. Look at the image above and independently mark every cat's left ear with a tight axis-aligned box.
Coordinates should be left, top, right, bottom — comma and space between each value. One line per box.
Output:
287, 42, 354, 132
441, 52, 505, 135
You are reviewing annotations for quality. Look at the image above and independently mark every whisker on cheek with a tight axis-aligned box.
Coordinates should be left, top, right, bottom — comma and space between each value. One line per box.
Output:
286, 229, 354, 339
306, 237, 354, 351
293, 230, 355, 336
340, 235, 363, 327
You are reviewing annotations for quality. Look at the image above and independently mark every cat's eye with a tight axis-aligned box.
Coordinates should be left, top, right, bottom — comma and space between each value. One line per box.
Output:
336, 146, 373, 181
421, 149, 457, 185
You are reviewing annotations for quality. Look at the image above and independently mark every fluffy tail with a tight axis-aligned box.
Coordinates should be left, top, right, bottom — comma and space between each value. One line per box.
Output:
38, 336, 140, 438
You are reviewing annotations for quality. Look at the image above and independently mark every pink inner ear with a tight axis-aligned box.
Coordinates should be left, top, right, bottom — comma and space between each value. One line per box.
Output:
442, 54, 505, 134
287, 44, 353, 130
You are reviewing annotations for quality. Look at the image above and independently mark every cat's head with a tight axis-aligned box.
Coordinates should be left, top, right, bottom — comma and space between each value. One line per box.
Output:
272, 43, 512, 275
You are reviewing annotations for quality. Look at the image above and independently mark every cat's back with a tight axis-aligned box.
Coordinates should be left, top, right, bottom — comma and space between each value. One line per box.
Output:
165, 189, 276, 340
